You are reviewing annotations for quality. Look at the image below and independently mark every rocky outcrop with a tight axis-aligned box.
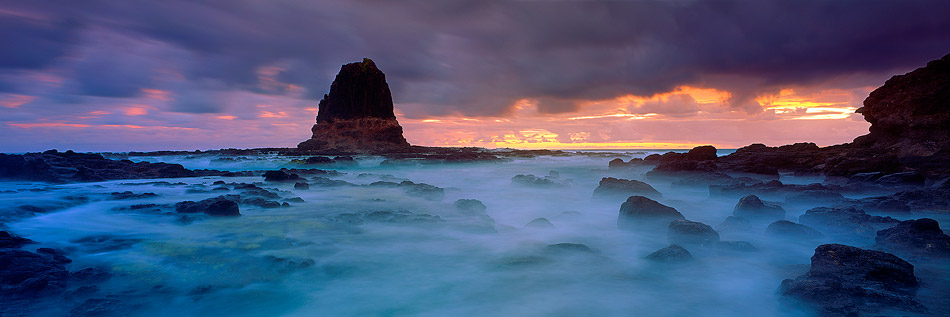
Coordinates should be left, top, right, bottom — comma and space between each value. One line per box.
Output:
174, 197, 240, 217
667, 220, 720, 246
732, 195, 785, 223
766, 220, 823, 240
798, 207, 897, 242
875, 218, 950, 257
298, 58, 410, 154
617, 196, 685, 230
0, 150, 242, 183
592, 177, 662, 200
780, 244, 924, 315
645, 245, 693, 263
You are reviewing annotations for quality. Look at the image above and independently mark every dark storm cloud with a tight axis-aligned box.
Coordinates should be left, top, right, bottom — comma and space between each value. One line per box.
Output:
1, 0, 948, 116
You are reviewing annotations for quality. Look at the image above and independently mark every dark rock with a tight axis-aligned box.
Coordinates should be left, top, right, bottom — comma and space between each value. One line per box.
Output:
0, 248, 69, 298
798, 207, 898, 240
108, 191, 158, 200
524, 218, 555, 229
36, 248, 71, 265
875, 218, 950, 257
544, 243, 596, 254
874, 172, 925, 186
174, 197, 240, 217
780, 244, 924, 315
0, 231, 35, 249
0, 151, 235, 183
70, 268, 111, 283
716, 216, 753, 233
685, 145, 718, 161
667, 219, 720, 246
645, 245, 693, 263
294, 182, 310, 190
766, 220, 823, 239
733, 195, 785, 222
511, 174, 569, 187
298, 58, 410, 154
304, 156, 334, 164
263, 170, 303, 182
592, 177, 662, 200
617, 196, 685, 230
454, 199, 487, 214
333, 210, 444, 225
398, 181, 444, 201
854, 180, 950, 213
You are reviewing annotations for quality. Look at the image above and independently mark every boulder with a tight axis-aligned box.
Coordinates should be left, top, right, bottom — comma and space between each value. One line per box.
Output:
667, 220, 720, 246
780, 244, 924, 315
733, 194, 785, 222
592, 177, 662, 200
766, 220, 823, 240
875, 218, 950, 257
174, 197, 240, 217
645, 245, 693, 263
798, 207, 897, 240
617, 196, 685, 230
263, 170, 303, 182
293, 182, 310, 190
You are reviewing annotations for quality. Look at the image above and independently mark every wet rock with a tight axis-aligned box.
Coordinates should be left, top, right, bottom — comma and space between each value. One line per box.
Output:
645, 245, 693, 263
854, 180, 950, 213
454, 199, 487, 214
71, 235, 142, 253
0, 231, 35, 249
766, 220, 823, 240
263, 170, 303, 182
733, 194, 785, 223
617, 196, 685, 230
0, 248, 69, 298
333, 210, 444, 225
544, 243, 597, 254
875, 218, 950, 257
36, 248, 71, 265
592, 177, 662, 200
0, 151, 237, 183
780, 244, 924, 315
667, 219, 720, 246
294, 182, 310, 190
70, 268, 111, 283
511, 174, 569, 188
107, 191, 158, 200
524, 218, 555, 229
399, 181, 444, 201
174, 197, 240, 216
716, 216, 753, 233
783, 190, 846, 205
798, 207, 898, 240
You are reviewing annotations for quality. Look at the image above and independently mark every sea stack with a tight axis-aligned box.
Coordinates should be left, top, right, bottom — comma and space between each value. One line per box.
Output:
297, 58, 411, 154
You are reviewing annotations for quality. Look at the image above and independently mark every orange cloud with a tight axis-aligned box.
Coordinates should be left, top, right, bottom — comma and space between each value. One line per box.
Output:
217, 115, 237, 120
7, 122, 195, 130
123, 106, 149, 116
0, 94, 37, 108
141, 88, 173, 101
259, 111, 289, 118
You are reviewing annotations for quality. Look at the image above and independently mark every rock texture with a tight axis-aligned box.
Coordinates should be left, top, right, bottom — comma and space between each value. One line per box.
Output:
617, 196, 685, 230
875, 218, 950, 257
780, 244, 924, 315
732, 195, 785, 222
592, 177, 662, 200
298, 58, 410, 154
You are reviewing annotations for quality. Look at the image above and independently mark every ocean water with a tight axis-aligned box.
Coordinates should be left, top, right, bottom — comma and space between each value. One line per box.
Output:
2, 150, 945, 316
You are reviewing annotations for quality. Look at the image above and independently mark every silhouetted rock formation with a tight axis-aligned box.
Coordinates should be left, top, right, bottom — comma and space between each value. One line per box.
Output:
615, 54, 950, 182
780, 244, 925, 315
617, 196, 685, 230
0, 150, 243, 183
298, 58, 410, 154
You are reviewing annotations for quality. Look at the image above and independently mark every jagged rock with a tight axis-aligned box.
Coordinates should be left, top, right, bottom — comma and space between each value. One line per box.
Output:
732, 195, 785, 222
511, 174, 569, 187
766, 220, 823, 240
780, 244, 924, 315
0, 231, 34, 249
645, 245, 693, 263
294, 182, 309, 190
783, 190, 846, 205
667, 219, 720, 246
263, 170, 303, 182
298, 58, 410, 154
0, 151, 237, 183
875, 218, 950, 257
0, 249, 69, 298
174, 197, 240, 216
592, 177, 662, 200
854, 180, 950, 213
617, 196, 685, 230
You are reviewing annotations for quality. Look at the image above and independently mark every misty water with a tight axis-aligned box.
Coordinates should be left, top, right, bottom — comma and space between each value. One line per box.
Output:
3, 151, 947, 316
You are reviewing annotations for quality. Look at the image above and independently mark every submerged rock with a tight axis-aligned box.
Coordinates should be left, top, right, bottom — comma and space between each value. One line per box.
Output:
780, 244, 924, 315
645, 245, 693, 263
263, 170, 303, 182
524, 218, 555, 229
733, 194, 785, 222
511, 174, 569, 188
875, 218, 950, 257
766, 220, 823, 240
592, 177, 662, 200
0, 231, 35, 249
0, 248, 69, 298
798, 206, 897, 241
175, 197, 240, 217
617, 196, 685, 230
667, 219, 720, 246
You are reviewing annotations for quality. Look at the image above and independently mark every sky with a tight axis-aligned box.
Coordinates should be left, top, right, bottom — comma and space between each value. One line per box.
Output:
1, 0, 949, 152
